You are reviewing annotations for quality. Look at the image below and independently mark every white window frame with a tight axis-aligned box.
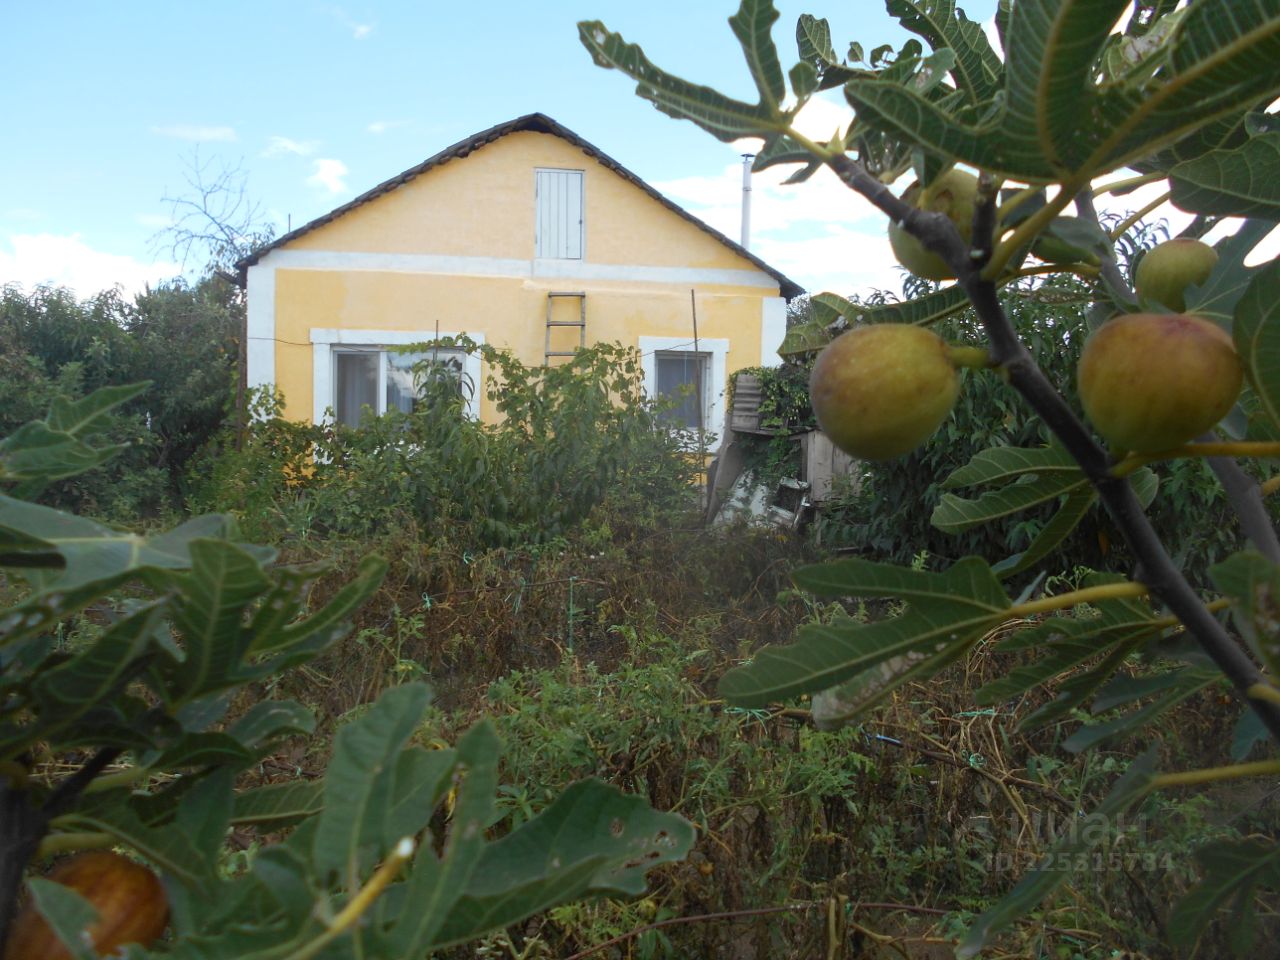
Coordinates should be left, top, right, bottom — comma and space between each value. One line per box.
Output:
639, 336, 729, 442
535, 167, 584, 260
310, 328, 484, 425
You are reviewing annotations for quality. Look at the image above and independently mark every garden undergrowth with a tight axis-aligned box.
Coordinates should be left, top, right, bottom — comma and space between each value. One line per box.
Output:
224, 507, 1278, 959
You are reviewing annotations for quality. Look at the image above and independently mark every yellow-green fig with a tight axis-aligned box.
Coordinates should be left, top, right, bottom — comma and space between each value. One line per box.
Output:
1077, 312, 1242, 452
887, 169, 979, 281
809, 324, 960, 460
1134, 238, 1218, 312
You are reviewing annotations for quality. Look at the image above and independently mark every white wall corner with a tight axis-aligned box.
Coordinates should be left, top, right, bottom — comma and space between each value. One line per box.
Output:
245, 265, 276, 395
759, 296, 788, 368
312, 342, 333, 425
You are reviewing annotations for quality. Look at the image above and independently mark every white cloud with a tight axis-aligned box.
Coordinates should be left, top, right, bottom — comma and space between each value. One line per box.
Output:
330, 7, 373, 39
753, 227, 905, 300
0, 233, 181, 298
134, 213, 174, 229
306, 158, 349, 195
367, 119, 408, 135
981, 15, 1002, 56
263, 135, 320, 158
784, 95, 853, 144
653, 135, 899, 299
151, 124, 237, 143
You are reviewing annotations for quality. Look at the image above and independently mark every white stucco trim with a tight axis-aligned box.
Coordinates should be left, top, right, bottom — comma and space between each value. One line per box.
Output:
310, 328, 484, 424
255, 247, 778, 290
639, 335, 730, 442
759, 297, 787, 367
245, 265, 276, 393
531, 258, 775, 290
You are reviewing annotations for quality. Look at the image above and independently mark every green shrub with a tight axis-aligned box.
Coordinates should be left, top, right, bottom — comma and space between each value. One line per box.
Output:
195, 340, 698, 549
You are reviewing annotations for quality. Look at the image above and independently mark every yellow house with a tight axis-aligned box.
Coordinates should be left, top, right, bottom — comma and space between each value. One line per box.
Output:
235, 113, 802, 436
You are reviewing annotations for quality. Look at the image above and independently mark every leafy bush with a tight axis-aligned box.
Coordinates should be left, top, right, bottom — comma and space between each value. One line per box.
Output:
0, 279, 240, 519
0, 385, 692, 958
194, 339, 698, 548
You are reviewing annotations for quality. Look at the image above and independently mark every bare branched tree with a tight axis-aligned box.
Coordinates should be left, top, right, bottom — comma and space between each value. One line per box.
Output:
155, 150, 276, 277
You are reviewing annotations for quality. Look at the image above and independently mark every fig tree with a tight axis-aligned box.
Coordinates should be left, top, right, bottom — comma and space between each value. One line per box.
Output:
887, 169, 979, 281
4, 850, 170, 960
1134, 238, 1218, 312
809, 324, 960, 460
1077, 312, 1242, 452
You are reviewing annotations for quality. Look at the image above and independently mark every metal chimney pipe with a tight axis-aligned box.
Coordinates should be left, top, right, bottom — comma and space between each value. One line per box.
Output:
740, 153, 755, 249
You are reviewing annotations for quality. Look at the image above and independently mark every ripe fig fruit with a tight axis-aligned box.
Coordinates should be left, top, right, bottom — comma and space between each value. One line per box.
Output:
887, 169, 979, 281
4, 851, 170, 960
1134, 238, 1218, 312
809, 324, 960, 460
1077, 312, 1242, 452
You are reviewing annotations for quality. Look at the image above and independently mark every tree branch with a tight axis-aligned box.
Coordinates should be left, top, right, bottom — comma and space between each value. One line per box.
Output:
822, 156, 1280, 743
964, 274, 1280, 743
0, 769, 44, 955
1074, 191, 1280, 563
825, 154, 974, 281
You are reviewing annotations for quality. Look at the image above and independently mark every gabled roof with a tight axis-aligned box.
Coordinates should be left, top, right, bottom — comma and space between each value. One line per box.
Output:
235, 113, 803, 300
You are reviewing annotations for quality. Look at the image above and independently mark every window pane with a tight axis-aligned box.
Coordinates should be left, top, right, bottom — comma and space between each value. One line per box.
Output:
334, 352, 379, 426
655, 352, 708, 429
387, 348, 472, 413
386, 351, 427, 415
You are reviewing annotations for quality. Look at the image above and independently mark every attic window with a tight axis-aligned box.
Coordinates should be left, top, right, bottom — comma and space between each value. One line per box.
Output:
535, 168, 583, 259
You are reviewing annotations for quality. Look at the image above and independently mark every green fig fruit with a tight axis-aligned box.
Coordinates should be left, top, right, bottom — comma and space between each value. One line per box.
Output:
887, 169, 979, 281
809, 324, 960, 460
1077, 312, 1242, 452
1134, 238, 1218, 312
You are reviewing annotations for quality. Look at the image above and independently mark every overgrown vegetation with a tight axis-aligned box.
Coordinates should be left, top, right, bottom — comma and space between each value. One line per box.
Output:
582, 0, 1280, 956
7, 1, 1280, 957
191, 339, 696, 549
0, 279, 240, 519
0, 387, 694, 959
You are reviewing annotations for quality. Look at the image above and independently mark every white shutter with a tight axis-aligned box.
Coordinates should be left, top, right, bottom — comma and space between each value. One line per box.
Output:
536, 168, 583, 259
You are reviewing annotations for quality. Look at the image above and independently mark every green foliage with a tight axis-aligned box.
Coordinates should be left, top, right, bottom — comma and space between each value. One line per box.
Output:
817, 294, 1097, 569
0, 279, 240, 519
583, 0, 1280, 953
194, 340, 697, 549
0, 386, 692, 958
727, 363, 816, 490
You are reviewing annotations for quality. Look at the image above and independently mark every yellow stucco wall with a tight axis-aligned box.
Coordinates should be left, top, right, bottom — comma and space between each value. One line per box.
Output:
258, 128, 785, 423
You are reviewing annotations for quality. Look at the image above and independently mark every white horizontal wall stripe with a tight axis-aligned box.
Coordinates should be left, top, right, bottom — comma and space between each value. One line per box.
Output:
256, 248, 778, 290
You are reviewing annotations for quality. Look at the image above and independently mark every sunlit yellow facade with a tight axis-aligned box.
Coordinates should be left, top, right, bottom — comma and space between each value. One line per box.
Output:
239, 115, 799, 434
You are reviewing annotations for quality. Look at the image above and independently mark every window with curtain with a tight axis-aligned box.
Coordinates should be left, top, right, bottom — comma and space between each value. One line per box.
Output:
333, 347, 468, 426
653, 350, 710, 430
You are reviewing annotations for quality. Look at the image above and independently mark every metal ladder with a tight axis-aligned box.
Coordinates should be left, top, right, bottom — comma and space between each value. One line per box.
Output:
544, 291, 586, 365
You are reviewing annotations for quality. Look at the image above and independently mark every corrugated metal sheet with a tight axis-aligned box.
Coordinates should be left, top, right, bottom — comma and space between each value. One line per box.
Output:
535, 168, 583, 259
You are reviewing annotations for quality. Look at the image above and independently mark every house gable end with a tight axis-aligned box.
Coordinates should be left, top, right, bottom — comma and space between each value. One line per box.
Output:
239, 114, 802, 299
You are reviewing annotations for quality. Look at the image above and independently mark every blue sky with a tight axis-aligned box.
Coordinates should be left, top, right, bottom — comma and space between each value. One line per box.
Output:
4, 0, 1112, 302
